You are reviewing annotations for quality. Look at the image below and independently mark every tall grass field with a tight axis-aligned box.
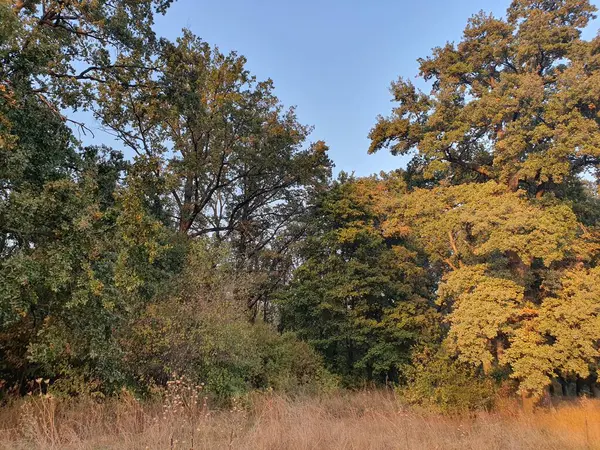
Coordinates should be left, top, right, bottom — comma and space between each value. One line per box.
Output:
1, 388, 599, 450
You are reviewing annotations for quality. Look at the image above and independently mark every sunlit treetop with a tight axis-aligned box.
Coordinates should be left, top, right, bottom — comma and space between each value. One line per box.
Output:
370, 0, 600, 197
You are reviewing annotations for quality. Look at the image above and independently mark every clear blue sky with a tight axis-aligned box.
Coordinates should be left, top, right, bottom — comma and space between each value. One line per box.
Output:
135, 1, 599, 176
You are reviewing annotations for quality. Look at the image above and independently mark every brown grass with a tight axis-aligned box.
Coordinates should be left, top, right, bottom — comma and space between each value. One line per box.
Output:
1, 388, 599, 450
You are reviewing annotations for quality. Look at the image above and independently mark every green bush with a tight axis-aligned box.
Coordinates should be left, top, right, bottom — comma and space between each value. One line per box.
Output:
122, 240, 336, 399
251, 326, 339, 395
402, 347, 496, 414
124, 301, 336, 399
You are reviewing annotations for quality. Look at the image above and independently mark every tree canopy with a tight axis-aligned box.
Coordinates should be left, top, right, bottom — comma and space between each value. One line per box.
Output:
368, 0, 600, 398
369, 0, 600, 197
1, 0, 600, 408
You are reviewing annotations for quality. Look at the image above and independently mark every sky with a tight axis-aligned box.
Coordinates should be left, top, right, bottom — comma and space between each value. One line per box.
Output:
97, 0, 600, 177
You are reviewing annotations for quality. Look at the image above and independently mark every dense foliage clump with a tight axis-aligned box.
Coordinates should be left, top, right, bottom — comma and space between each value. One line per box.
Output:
279, 174, 437, 386
369, 0, 600, 400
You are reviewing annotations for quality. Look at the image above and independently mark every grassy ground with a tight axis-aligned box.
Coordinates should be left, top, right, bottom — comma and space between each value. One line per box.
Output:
1, 388, 599, 450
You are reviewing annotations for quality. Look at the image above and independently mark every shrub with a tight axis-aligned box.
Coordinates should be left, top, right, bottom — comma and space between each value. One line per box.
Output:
124, 300, 335, 398
402, 347, 496, 414
122, 240, 336, 399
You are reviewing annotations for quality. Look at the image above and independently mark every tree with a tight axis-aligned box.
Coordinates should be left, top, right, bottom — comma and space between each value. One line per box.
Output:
95, 30, 332, 313
0, 145, 181, 391
98, 30, 331, 237
369, 0, 600, 398
369, 0, 600, 197
0, 0, 178, 392
280, 174, 436, 385
379, 179, 600, 397
3, 0, 171, 109
1, 0, 330, 392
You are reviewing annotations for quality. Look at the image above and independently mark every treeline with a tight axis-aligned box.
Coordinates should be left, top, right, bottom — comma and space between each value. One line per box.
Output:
1, 0, 599, 410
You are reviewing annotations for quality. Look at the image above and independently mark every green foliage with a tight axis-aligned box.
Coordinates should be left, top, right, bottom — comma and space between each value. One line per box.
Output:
280, 174, 437, 386
123, 240, 335, 398
0, 152, 181, 391
3, 0, 172, 109
96, 29, 332, 244
93, 28, 333, 317
2, 0, 600, 411
403, 347, 497, 414
369, 0, 600, 196
1, 0, 333, 398
0, 0, 181, 393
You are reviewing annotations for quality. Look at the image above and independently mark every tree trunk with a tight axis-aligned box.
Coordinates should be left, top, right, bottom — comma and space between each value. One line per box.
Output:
521, 390, 536, 414
551, 377, 564, 397
566, 380, 577, 397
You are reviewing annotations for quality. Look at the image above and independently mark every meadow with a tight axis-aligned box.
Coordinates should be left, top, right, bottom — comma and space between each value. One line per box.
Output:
1, 389, 599, 450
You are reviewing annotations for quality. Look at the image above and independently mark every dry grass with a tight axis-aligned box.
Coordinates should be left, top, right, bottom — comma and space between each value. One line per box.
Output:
1, 386, 599, 450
